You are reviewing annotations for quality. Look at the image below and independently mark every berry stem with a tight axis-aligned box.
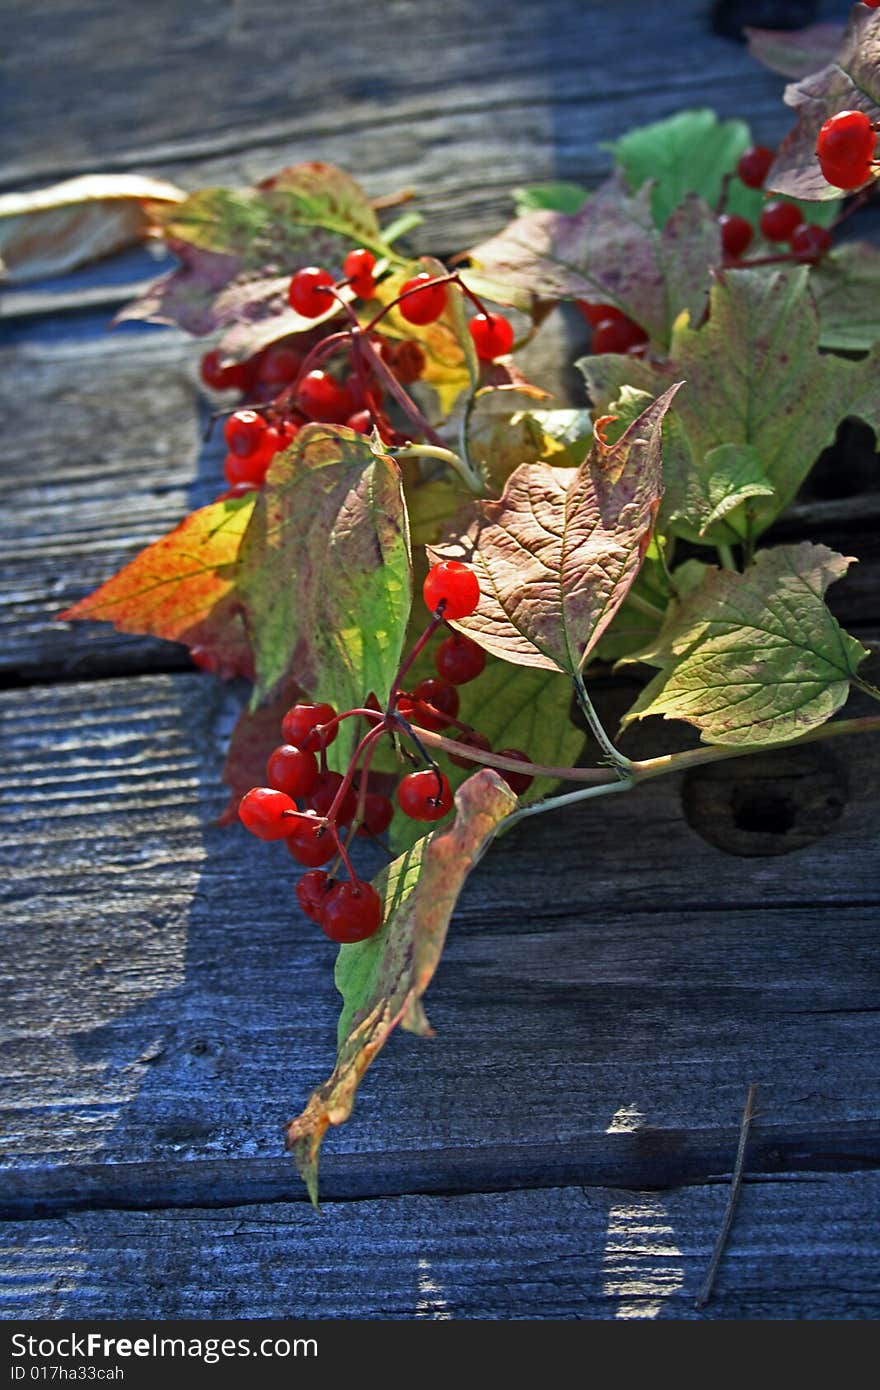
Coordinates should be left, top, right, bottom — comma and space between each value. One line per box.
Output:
392, 443, 484, 494
355, 331, 450, 449
573, 673, 634, 779
389, 613, 446, 705
717, 544, 737, 571
325, 721, 389, 825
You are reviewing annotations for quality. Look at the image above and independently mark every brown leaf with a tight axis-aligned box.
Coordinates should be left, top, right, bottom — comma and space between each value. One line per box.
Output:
745, 22, 845, 79
429, 385, 681, 674
218, 677, 304, 825
766, 7, 880, 201
0, 174, 185, 284
286, 769, 517, 1205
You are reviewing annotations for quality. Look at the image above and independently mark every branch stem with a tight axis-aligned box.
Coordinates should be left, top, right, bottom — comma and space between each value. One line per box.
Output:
573, 672, 634, 778
695, 1084, 758, 1310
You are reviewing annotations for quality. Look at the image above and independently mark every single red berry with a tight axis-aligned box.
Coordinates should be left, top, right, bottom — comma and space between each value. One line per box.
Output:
284, 813, 338, 866
575, 302, 627, 328
434, 632, 486, 685
296, 869, 333, 924
266, 744, 319, 799
736, 145, 774, 189
410, 677, 460, 732
448, 728, 492, 769
356, 792, 394, 837
396, 768, 454, 822
288, 266, 335, 318
190, 645, 220, 673
258, 343, 304, 386
423, 560, 480, 619
276, 419, 301, 448
223, 409, 268, 458
816, 110, 876, 190
238, 787, 299, 841
346, 409, 372, 435
790, 222, 833, 263
390, 340, 426, 383
320, 880, 384, 943
343, 248, 377, 299
758, 200, 804, 243
200, 350, 252, 393
468, 312, 515, 360
590, 315, 648, 355
281, 703, 338, 752
305, 771, 358, 824
495, 749, 534, 796
296, 369, 352, 423
398, 273, 447, 326
223, 450, 269, 489
718, 213, 754, 259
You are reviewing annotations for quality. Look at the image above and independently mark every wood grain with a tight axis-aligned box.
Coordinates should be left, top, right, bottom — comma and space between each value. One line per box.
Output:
3, 1174, 879, 1320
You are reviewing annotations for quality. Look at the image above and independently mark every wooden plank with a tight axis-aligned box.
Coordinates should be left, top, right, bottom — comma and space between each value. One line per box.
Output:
2, 673, 879, 1210
0, 0, 828, 252
3, 324, 880, 680
3, 1174, 879, 1319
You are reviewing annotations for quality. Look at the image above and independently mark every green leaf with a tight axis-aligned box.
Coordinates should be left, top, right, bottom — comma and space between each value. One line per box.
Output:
609, 109, 753, 227
287, 770, 517, 1205
238, 425, 412, 716
430, 385, 681, 674
467, 178, 720, 349
812, 242, 880, 351
513, 183, 590, 215
695, 444, 775, 538
622, 542, 868, 747
580, 268, 880, 545
60, 495, 256, 677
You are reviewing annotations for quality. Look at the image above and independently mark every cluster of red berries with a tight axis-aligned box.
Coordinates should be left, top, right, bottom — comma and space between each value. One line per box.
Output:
714, 144, 833, 265
816, 110, 878, 192
237, 561, 534, 943
574, 301, 648, 356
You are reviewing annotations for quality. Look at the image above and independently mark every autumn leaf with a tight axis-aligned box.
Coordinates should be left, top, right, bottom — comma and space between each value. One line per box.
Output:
0, 174, 184, 283
60, 495, 256, 677
580, 268, 880, 546
286, 769, 517, 1205
811, 242, 880, 351
238, 426, 412, 718
218, 677, 304, 826
745, 21, 845, 80
765, 7, 880, 201
429, 385, 681, 674
466, 178, 720, 349
621, 543, 868, 747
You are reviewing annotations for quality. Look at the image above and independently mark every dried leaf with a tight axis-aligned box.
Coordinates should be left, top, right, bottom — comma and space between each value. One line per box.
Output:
60, 495, 256, 677
622, 543, 868, 747
745, 21, 845, 79
429, 385, 681, 673
287, 769, 517, 1205
0, 174, 185, 284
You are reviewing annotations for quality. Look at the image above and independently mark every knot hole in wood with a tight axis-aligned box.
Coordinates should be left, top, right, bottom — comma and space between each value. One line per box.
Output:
680, 746, 849, 857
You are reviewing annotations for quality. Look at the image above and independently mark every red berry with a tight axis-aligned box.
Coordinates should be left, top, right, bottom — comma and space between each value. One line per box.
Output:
398, 273, 447, 326
288, 266, 335, 318
266, 744, 319, 799
296, 869, 333, 923
435, 633, 486, 685
200, 350, 252, 393
423, 560, 480, 619
296, 369, 352, 423
223, 451, 269, 488
816, 111, 876, 190
396, 768, 454, 822
356, 792, 394, 837
590, 315, 648, 354
400, 678, 459, 732
343, 248, 377, 299
305, 771, 358, 824
346, 409, 372, 434
190, 645, 220, 674
258, 343, 304, 386
320, 880, 384, 943
575, 302, 627, 328
281, 702, 338, 752
495, 748, 534, 796
390, 340, 426, 383
284, 812, 338, 866
790, 222, 833, 264
718, 213, 754, 259
736, 145, 774, 189
223, 409, 267, 458
468, 312, 515, 360
238, 787, 298, 841
448, 729, 492, 769
758, 200, 803, 243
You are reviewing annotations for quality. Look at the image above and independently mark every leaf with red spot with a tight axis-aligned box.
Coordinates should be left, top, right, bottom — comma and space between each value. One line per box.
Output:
60, 495, 256, 678
428, 385, 681, 674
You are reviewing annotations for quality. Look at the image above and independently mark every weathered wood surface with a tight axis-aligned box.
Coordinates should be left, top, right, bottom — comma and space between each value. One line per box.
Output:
2, 0, 879, 1323
4, 1175, 880, 1320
